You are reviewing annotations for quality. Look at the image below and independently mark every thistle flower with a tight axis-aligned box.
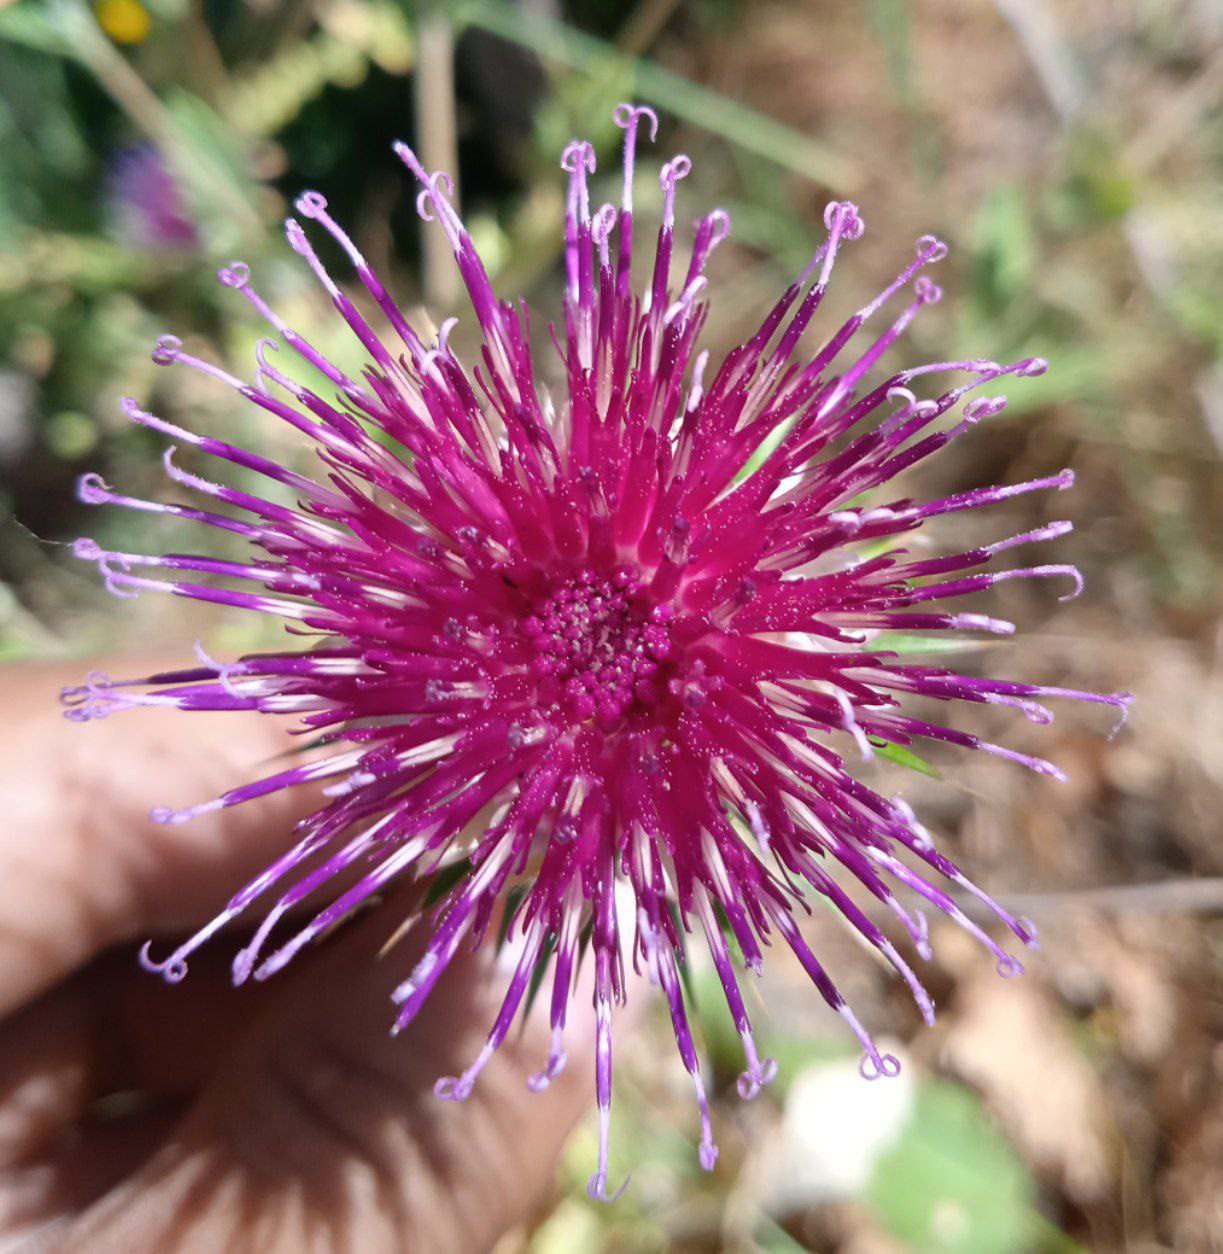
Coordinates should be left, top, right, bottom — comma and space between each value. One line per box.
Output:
107, 145, 199, 251
66, 105, 1130, 1197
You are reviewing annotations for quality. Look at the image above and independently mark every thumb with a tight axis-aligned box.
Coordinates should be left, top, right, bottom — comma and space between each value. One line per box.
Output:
57, 890, 609, 1254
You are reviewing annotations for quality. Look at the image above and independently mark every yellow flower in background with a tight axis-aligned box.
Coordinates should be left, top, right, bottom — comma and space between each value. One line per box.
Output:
95, 0, 150, 45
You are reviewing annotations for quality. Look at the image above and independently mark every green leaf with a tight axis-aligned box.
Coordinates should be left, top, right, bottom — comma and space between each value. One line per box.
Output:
160, 90, 264, 245
495, 883, 529, 949
666, 899, 698, 1008
734, 417, 794, 485
1054, 128, 1136, 227
423, 857, 472, 905
228, 30, 375, 139
865, 1080, 1039, 1254
0, 2, 72, 54
864, 632, 988, 656
869, 0, 917, 104
970, 184, 1037, 316
869, 738, 942, 779
520, 931, 557, 1021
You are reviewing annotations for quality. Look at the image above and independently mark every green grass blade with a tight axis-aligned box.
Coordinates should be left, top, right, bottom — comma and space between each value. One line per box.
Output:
453, 0, 856, 189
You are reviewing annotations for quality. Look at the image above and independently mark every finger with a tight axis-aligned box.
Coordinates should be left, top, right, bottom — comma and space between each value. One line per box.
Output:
0, 1103, 183, 1250
0, 908, 411, 1234
0, 940, 283, 1170
57, 891, 608, 1254
0, 660, 319, 1015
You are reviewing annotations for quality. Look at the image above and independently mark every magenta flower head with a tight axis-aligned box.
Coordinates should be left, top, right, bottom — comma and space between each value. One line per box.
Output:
107, 145, 200, 251
66, 105, 1130, 1197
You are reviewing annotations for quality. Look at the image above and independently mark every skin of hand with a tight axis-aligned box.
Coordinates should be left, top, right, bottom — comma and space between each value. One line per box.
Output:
0, 661, 602, 1252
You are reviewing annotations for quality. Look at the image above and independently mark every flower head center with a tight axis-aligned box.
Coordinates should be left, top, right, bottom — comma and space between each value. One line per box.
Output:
523, 567, 674, 728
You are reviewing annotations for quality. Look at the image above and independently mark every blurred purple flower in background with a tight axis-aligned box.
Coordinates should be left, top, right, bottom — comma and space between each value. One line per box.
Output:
107, 145, 199, 250
66, 105, 1130, 1197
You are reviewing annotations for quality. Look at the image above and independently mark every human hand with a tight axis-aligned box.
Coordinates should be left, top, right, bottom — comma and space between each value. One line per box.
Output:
0, 660, 597, 1252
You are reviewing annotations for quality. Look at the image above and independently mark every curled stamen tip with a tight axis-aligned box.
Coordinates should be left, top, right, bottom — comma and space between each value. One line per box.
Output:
254, 337, 282, 380
736, 1057, 778, 1100
77, 472, 112, 505
1107, 692, 1134, 740
560, 140, 596, 174
914, 276, 943, 305
217, 260, 250, 288
1018, 356, 1049, 377
284, 218, 309, 253
120, 396, 145, 420
824, 199, 864, 238
138, 941, 189, 984
704, 208, 732, 247
699, 1141, 719, 1171
434, 1075, 474, 1102
151, 334, 182, 365
592, 203, 618, 247
415, 190, 437, 222
996, 956, 1024, 979
72, 536, 102, 560
1019, 700, 1054, 725
660, 155, 692, 187
586, 1171, 631, 1204
859, 1052, 902, 1081
964, 395, 1007, 422
294, 191, 327, 217
527, 1050, 568, 1092
1056, 567, 1085, 601
418, 349, 446, 382
437, 316, 459, 351
99, 556, 135, 601
916, 233, 949, 261
613, 102, 659, 139
149, 805, 191, 826
192, 638, 219, 667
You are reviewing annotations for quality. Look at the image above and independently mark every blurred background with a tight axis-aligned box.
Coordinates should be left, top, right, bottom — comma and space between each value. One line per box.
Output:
1, 0, 1221, 1250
